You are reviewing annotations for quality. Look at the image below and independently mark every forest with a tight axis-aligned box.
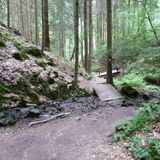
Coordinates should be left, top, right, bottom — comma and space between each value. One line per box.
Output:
0, 0, 160, 160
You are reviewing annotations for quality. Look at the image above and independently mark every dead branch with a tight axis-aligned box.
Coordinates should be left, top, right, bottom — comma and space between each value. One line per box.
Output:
29, 112, 70, 127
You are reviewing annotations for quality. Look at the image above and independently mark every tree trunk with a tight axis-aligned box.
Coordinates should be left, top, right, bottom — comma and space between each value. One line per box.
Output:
41, 0, 44, 54
80, 19, 84, 64
7, 0, 10, 28
73, 0, 79, 89
35, 0, 39, 45
84, 0, 88, 72
20, 0, 24, 33
43, 0, 50, 50
88, 0, 93, 74
106, 0, 113, 85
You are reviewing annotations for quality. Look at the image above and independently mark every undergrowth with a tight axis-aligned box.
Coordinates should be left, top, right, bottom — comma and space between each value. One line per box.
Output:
126, 136, 160, 160
114, 73, 146, 88
114, 102, 160, 159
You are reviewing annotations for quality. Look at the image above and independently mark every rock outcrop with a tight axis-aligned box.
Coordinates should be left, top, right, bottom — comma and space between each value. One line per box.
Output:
0, 23, 88, 109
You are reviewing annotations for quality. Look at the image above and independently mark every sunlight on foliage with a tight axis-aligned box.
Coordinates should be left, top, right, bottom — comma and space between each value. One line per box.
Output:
114, 74, 146, 88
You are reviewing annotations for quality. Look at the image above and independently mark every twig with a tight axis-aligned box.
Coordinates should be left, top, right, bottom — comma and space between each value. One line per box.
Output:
29, 112, 70, 127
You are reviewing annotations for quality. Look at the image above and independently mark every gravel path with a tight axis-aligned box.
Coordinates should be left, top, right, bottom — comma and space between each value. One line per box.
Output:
0, 105, 135, 160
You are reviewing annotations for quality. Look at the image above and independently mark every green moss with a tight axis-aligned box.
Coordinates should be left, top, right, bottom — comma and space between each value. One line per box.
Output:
30, 74, 44, 86
0, 82, 10, 108
13, 40, 24, 51
8, 78, 40, 104
0, 40, 5, 48
37, 61, 47, 69
47, 59, 55, 66
55, 80, 70, 99
0, 32, 6, 48
27, 92, 40, 103
0, 82, 10, 94
45, 55, 56, 66
40, 82, 53, 99
13, 51, 27, 61
0, 95, 6, 109
25, 46, 42, 57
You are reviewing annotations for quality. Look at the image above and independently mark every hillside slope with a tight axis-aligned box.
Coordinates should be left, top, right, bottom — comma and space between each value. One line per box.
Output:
0, 23, 89, 109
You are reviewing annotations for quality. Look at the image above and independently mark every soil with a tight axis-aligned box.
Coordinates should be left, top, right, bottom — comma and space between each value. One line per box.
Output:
0, 103, 135, 160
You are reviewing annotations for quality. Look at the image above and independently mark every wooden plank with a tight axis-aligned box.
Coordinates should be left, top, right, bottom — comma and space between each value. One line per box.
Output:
99, 70, 120, 77
93, 84, 122, 101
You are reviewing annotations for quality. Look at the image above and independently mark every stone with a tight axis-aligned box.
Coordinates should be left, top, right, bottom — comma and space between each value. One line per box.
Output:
0, 118, 7, 126
75, 116, 81, 121
0, 112, 5, 118
91, 105, 97, 109
19, 108, 30, 116
28, 108, 41, 118
121, 83, 138, 98
142, 93, 150, 100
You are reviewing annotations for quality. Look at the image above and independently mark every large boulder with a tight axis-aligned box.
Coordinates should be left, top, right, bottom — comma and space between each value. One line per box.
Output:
121, 83, 138, 98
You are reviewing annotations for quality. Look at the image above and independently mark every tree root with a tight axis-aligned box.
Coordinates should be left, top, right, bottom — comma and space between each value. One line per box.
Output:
29, 112, 70, 127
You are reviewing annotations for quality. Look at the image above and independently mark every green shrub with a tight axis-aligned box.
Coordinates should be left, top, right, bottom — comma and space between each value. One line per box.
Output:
126, 136, 160, 160
114, 102, 160, 159
114, 73, 146, 88
114, 102, 160, 140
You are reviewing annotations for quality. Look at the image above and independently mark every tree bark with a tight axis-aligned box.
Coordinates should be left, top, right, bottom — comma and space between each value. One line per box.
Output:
88, 0, 93, 74
80, 19, 84, 64
41, 0, 44, 54
106, 0, 113, 85
73, 0, 79, 89
43, 0, 50, 50
35, 0, 39, 45
84, 0, 88, 72
7, 0, 10, 28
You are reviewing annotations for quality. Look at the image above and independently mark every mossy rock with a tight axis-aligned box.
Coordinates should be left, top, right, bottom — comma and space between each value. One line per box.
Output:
13, 41, 24, 51
40, 82, 53, 99
45, 55, 56, 66
13, 51, 27, 61
47, 59, 55, 67
0, 94, 7, 109
0, 82, 10, 109
0, 40, 5, 48
0, 32, 6, 48
25, 46, 42, 57
58, 81, 70, 99
7, 78, 40, 104
0, 82, 10, 94
37, 61, 47, 68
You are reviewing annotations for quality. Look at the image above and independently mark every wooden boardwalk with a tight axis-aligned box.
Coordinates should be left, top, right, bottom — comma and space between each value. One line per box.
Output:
91, 74, 122, 101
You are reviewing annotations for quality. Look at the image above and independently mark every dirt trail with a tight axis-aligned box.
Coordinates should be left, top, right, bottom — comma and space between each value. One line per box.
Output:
0, 106, 135, 160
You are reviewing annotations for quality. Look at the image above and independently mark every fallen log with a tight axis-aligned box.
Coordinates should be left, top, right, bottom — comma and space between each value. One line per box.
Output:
29, 112, 70, 127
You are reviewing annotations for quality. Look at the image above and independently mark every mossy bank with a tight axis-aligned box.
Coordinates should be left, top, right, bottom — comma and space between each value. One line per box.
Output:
0, 24, 87, 110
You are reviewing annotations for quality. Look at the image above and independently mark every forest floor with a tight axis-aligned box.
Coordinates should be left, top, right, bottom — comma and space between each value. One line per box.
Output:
0, 103, 136, 160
